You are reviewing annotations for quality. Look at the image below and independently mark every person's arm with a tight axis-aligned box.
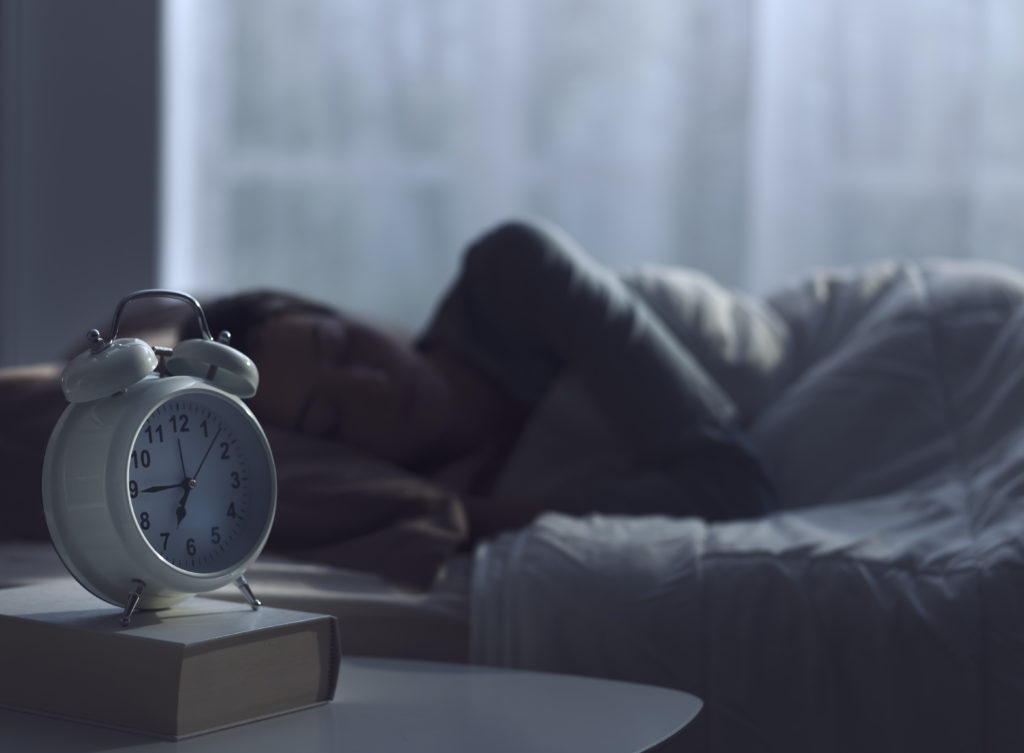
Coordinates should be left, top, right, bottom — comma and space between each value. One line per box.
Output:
421, 220, 736, 456
420, 220, 776, 522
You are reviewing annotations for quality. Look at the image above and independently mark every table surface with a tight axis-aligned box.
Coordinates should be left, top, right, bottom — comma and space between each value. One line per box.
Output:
0, 656, 701, 753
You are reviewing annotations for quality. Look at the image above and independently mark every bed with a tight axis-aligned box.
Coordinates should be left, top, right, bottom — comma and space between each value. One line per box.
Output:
4, 255, 1024, 752
469, 256, 1024, 752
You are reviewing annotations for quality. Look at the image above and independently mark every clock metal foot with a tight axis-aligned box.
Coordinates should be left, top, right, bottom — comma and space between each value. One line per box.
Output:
120, 580, 146, 626
234, 575, 261, 610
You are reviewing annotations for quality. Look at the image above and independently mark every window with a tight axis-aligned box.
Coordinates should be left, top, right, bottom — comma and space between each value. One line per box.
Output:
162, 0, 1024, 334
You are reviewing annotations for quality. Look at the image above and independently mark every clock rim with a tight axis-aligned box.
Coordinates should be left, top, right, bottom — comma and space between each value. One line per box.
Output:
42, 376, 277, 610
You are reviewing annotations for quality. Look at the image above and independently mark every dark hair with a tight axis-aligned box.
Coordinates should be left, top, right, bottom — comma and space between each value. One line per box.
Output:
179, 289, 339, 358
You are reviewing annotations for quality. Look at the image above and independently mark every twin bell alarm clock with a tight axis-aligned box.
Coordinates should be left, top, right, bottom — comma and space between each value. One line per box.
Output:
41, 290, 277, 625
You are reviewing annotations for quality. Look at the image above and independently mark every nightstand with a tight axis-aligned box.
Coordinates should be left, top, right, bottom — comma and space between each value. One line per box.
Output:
0, 656, 702, 752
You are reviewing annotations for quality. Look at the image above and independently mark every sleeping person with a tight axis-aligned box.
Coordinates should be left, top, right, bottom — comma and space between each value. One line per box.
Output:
180, 219, 777, 584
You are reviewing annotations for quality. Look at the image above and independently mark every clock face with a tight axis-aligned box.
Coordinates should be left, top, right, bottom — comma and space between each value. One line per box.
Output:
127, 392, 274, 574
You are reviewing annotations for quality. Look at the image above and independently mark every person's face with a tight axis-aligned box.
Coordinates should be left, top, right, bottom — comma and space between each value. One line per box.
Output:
248, 311, 454, 464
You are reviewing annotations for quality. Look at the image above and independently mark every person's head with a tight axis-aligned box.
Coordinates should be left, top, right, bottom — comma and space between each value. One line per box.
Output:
181, 291, 455, 465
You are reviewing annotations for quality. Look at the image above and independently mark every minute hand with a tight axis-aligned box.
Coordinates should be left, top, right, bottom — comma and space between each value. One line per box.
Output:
192, 428, 223, 481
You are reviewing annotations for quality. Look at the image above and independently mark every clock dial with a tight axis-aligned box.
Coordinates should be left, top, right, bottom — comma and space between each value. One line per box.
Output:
127, 393, 273, 574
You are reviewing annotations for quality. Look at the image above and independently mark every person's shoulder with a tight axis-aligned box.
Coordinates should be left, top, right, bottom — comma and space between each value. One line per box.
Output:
463, 218, 590, 287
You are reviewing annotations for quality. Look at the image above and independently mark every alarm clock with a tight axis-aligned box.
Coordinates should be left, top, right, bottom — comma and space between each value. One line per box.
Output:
42, 289, 277, 625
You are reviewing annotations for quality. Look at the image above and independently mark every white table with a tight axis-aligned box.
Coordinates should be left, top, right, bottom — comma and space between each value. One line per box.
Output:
0, 656, 701, 752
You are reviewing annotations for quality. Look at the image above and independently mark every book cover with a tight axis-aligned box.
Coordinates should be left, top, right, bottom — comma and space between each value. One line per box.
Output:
0, 579, 341, 739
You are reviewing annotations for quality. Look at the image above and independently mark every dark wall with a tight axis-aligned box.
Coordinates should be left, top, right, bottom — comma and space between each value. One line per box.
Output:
0, 0, 159, 366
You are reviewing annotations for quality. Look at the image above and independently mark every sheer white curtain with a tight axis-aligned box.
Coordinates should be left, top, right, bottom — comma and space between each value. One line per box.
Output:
162, 0, 1024, 330
749, 0, 1024, 292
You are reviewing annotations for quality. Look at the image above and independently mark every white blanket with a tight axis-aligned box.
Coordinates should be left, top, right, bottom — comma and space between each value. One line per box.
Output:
473, 258, 1024, 752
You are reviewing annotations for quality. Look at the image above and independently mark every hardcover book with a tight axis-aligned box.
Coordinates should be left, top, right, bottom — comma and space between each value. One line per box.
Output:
0, 579, 341, 739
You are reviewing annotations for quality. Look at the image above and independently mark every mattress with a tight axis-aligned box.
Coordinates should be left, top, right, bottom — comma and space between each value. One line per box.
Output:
0, 541, 471, 663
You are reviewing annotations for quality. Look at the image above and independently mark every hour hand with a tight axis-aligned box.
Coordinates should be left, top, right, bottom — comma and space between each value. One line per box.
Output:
175, 485, 193, 528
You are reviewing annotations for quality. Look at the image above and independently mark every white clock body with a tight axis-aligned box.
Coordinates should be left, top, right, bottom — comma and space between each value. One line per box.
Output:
42, 374, 277, 611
